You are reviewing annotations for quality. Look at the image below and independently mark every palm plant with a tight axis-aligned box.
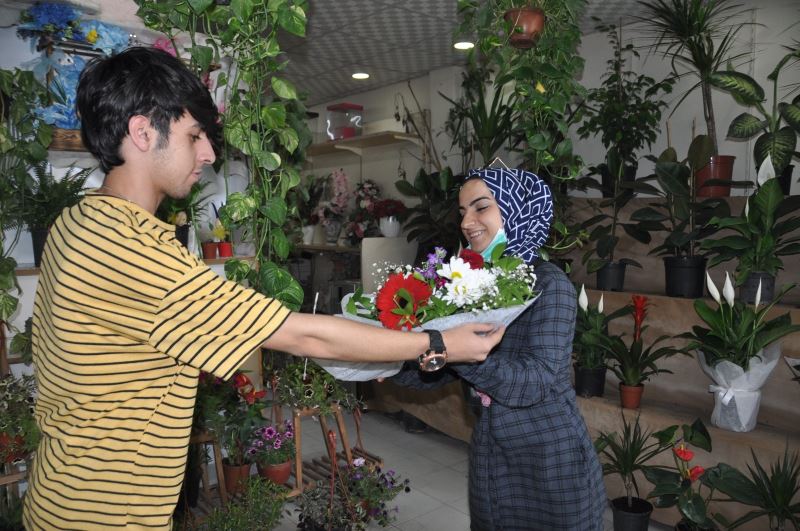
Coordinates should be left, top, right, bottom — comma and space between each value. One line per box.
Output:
595, 414, 673, 511
707, 447, 800, 530
637, 0, 752, 155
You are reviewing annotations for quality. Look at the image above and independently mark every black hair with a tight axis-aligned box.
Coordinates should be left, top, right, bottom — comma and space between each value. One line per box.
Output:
76, 47, 220, 173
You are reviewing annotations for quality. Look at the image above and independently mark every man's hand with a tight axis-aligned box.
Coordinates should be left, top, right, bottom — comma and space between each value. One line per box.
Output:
441, 323, 505, 364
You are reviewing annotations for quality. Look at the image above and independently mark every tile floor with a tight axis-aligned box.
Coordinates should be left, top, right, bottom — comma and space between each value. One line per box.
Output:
273, 409, 671, 531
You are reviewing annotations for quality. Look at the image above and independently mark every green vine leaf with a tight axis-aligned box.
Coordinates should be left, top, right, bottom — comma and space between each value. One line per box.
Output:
270, 228, 290, 260
261, 197, 287, 225
271, 77, 297, 100
258, 262, 304, 310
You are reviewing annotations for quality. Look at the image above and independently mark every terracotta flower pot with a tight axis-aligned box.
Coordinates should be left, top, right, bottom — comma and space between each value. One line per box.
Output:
503, 7, 545, 49
201, 241, 218, 259
222, 460, 252, 495
257, 460, 292, 485
695, 155, 735, 197
620, 383, 644, 409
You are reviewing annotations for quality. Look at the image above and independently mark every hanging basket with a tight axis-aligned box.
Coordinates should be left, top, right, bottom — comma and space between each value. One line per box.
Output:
503, 7, 546, 49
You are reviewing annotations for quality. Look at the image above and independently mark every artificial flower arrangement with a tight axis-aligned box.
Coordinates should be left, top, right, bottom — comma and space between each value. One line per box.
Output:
246, 420, 295, 466
345, 244, 537, 330
372, 198, 407, 220
344, 179, 383, 245
314, 168, 350, 227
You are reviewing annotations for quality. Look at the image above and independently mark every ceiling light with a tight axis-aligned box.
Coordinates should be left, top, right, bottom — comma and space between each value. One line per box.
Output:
454, 41, 474, 50
352, 72, 370, 80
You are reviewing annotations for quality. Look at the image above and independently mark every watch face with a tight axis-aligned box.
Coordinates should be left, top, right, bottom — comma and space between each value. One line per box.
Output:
419, 352, 447, 372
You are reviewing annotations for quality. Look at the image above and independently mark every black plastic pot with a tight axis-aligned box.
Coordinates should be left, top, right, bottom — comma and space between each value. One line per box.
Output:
31, 227, 49, 268
674, 519, 718, 531
175, 224, 190, 248
574, 365, 606, 398
611, 496, 653, 531
777, 164, 794, 196
596, 262, 627, 291
740, 271, 775, 304
663, 256, 707, 298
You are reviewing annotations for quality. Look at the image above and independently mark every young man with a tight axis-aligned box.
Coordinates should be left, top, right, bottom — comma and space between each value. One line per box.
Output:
23, 47, 504, 530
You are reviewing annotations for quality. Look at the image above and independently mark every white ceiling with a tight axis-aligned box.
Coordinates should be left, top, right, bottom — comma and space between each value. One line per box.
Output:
279, 0, 652, 106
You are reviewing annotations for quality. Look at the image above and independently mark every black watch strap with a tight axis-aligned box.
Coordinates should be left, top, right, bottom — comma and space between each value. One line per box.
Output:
419, 329, 447, 372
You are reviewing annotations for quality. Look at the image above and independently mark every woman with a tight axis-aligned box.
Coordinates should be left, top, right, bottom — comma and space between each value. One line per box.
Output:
391, 167, 605, 530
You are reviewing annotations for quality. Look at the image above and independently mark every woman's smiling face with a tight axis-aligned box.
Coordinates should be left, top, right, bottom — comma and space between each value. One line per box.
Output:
459, 178, 503, 253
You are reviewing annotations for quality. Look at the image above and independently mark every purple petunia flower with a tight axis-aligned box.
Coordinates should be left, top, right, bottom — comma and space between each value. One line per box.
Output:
264, 426, 277, 439
272, 439, 282, 450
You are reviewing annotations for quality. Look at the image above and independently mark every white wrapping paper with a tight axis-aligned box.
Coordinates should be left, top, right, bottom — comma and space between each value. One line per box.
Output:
697, 342, 781, 432
310, 294, 539, 381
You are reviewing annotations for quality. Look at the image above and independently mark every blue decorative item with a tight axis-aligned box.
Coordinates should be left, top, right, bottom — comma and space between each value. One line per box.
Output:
32, 51, 86, 129
79, 20, 132, 56
17, 2, 83, 43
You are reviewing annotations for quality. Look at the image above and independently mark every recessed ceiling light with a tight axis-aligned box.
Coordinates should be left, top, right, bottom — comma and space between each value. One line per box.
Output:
352, 72, 370, 80
454, 41, 475, 50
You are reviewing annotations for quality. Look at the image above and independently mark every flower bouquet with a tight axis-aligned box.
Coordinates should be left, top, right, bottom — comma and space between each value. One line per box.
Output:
317, 244, 539, 381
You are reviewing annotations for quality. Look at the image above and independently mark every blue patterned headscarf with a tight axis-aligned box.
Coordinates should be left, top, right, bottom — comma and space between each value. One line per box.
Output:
465, 167, 553, 264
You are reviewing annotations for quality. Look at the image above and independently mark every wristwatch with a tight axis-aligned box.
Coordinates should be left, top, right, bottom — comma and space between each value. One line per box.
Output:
418, 329, 447, 372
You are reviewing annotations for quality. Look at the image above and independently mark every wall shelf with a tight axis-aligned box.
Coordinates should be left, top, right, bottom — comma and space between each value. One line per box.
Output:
49, 128, 86, 152
306, 131, 421, 158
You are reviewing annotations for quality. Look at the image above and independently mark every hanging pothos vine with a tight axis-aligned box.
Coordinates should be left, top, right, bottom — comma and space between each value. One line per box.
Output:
136, 0, 311, 311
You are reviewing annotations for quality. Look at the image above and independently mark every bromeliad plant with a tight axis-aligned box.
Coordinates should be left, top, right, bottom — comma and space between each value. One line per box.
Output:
574, 285, 631, 370
345, 244, 537, 330
598, 294, 686, 386
680, 272, 800, 371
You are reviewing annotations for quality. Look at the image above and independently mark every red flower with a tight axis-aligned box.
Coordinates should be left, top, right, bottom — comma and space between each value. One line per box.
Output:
233, 373, 252, 390
688, 465, 705, 482
459, 249, 485, 270
242, 389, 266, 405
376, 273, 432, 330
673, 444, 694, 462
631, 295, 648, 341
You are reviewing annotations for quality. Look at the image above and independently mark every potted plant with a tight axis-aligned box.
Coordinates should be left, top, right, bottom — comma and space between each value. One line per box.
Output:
637, 0, 752, 197
201, 371, 267, 494
573, 284, 631, 398
19, 162, 92, 267
577, 20, 675, 198
705, 447, 800, 530
597, 294, 686, 408
342, 179, 382, 246
288, 174, 326, 245
373, 198, 407, 238
247, 419, 296, 485
155, 180, 211, 250
679, 272, 800, 432
439, 60, 519, 167
594, 414, 674, 531
630, 135, 731, 298
538, 189, 589, 273
700, 165, 800, 303
580, 148, 650, 291
297, 456, 410, 530
642, 418, 718, 531
276, 361, 359, 417
202, 476, 289, 530
0, 373, 39, 465
709, 43, 800, 195
210, 202, 234, 258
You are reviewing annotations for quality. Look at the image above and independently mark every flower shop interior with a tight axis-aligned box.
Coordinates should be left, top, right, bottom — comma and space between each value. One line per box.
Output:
1, 0, 800, 530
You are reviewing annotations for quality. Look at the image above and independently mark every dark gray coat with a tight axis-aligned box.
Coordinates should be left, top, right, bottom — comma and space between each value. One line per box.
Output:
392, 262, 606, 530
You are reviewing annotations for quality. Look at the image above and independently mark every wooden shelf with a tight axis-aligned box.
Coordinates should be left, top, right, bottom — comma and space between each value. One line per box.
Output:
306, 131, 421, 157
49, 128, 86, 152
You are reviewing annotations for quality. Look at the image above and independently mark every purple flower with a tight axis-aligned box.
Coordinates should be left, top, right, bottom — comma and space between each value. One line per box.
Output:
284, 430, 294, 439
264, 426, 277, 439
273, 439, 282, 450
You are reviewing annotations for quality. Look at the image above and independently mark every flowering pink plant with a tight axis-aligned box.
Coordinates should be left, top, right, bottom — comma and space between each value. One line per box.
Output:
247, 420, 296, 466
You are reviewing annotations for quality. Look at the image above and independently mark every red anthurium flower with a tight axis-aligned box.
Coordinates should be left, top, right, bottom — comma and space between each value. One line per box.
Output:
688, 465, 705, 482
242, 389, 266, 405
673, 444, 694, 462
376, 273, 432, 330
631, 295, 648, 341
233, 373, 252, 389
459, 249, 485, 270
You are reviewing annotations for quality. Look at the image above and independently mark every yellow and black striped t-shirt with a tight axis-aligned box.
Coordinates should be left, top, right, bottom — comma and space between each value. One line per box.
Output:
23, 194, 290, 530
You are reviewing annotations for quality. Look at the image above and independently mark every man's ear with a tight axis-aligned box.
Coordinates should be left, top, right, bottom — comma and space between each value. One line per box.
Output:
127, 115, 155, 151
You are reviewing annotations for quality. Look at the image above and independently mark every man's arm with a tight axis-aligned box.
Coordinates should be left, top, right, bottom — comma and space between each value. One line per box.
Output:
265, 313, 505, 364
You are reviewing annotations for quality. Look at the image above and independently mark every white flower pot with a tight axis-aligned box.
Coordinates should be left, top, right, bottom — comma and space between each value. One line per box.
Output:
698, 342, 781, 432
301, 225, 315, 245
379, 216, 401, 238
